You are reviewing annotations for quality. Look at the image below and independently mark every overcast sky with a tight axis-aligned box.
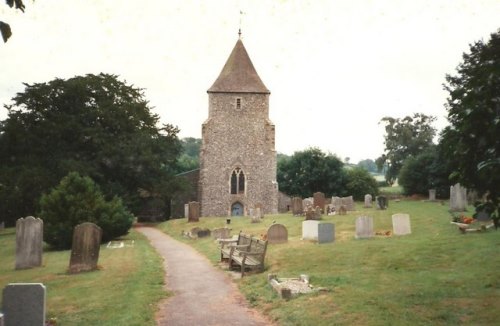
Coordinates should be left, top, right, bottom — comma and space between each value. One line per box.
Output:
1, 0, 499, 163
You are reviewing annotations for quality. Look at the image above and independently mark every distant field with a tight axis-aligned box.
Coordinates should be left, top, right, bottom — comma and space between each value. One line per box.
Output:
0, 228, 166, 325
158, 201, 499, 326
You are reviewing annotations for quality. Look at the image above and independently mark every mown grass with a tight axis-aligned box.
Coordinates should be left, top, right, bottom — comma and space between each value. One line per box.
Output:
158, 200, 500, 326
0, 227, 167, 325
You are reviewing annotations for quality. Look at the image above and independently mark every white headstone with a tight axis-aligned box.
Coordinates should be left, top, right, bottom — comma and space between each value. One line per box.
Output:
355, 216, 374, 239
302, 220, 320, 240
428, 189, 436, 201
450, 183, 467, 211
364, 194, 373, 208
392, 213, 412, 235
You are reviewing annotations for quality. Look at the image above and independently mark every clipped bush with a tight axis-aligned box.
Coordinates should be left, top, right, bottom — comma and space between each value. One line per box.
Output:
345, 167, 379, 201
40, 172, 134, 249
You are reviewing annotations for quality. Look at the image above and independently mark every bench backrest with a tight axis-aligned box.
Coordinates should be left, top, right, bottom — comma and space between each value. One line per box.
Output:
249, 238, 268, 259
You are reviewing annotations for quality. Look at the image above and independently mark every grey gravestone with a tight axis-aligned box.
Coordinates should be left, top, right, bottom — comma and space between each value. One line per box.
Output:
392, 213, 411, 235
196, 228, 211, 238
0, 221, 5, 230
184, 203, 189, 218
267, 224, 288, 244
475, 210, 491, 222
376, 196, 388, 210
2, 283, 46, 326
428, 189, 436, 201
341, 196, 355, 211
212, 227, 231, 239
364, 194, 372, 208
291, 197, 303, 215
15, 216, 43, 270
315, 206, 322, 219
318, 223, 335, 244
302, 220, 320, 240
188, 201, 200, 222
450, 183, 467, 212
302, 198, 313, 210
69, 222, 102, 274
313, 192, 326, 213
355, 216, 374, 239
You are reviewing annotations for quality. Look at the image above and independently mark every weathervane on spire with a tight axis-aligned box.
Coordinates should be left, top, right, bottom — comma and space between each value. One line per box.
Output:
238, 10, 244, 38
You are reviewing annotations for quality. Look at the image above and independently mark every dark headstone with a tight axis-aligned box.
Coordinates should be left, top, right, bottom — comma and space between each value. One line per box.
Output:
2, 283, 46, 326
291, 197, 303, 215
376, 196, 388, 210
15, 216, 43, 270
69, 223, 102, 274
313, 192, 326, 213
188, 201, 200, 222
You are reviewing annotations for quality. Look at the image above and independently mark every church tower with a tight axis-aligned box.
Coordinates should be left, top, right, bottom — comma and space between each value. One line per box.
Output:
199, 36, 278, 217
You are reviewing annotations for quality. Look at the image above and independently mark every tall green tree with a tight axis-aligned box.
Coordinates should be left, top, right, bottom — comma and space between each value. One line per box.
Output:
440, 29, 500, 226
1, 0, 26, 42
176, 137, 201, 172
277, 147, 347, 198
0, 73, 182, 225
357, 158, 378, 173
345, 167, 379, 201
376, 113, 436, 185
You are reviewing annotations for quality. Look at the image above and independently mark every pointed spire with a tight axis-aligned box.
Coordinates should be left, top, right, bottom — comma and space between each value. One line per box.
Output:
207, 39, 269, 94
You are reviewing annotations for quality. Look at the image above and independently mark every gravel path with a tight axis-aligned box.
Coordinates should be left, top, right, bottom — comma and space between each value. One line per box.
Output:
136, 226, 273, 326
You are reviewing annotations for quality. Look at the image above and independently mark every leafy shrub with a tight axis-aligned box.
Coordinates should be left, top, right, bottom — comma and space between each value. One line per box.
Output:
345, 167, 379, 201
40, 172, 134, 249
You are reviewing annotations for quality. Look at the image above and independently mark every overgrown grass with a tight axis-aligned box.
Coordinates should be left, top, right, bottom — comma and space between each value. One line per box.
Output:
158, 201, 499, 325
0, 227, 167, 325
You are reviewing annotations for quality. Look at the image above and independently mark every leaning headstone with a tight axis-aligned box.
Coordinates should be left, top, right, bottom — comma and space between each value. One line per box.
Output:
364, 194, 373, 208
313, 192, 326, 213
428, 189, 436, 201
355, 216, 374, 239
69, 222, 102, 274
392, 214, 411, 235
318, 223, 335, 244
188, 201, 200, 222
2, 283, 46, 326
291, 197, 303, 215
376, 196, 388, 210
15, 216, 43, 270
267, 224, 288, 244
450, 183, 467, 212
302, 220, 320, 240
212, 227, 231, 239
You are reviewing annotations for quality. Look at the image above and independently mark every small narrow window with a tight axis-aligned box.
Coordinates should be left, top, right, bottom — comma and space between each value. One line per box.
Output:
236, 98, 241, 110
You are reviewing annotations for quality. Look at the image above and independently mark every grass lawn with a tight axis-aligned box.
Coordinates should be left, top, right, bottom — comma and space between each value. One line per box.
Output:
0, 227, 167, 325
158, 200, 500, 326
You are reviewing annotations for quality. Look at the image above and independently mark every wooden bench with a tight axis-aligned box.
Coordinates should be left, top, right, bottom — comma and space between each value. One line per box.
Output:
219, 232, 252, 262
229, 236, 268, 277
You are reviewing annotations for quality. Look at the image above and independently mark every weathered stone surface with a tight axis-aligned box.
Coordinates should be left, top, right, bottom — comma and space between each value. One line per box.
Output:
302, 198, 313, 210
302, 220, 320, 241
450, 183, 467, 212
331, 196, 341, 210
291, 197, 303, 215
69, 222, 102, 274
318, 223, 335, 244
313, 192, 326, 213
355, 216, 374, 239
15, 216, 43, 270
338, 205, 347, 215
428, 189, 436, 201
0, 221, 4, 230
267, 224, 288, 244
304, 206, 316, 220
278, 192, 291, 213
184, 203, 189, 218
364, 194, 373, 208
212, 227, 231, 239
188, 201, 201, 222
2, 283, 46, 326
392, 213, 411, 235
341, 196, 355, 211
376, 196, 388, 210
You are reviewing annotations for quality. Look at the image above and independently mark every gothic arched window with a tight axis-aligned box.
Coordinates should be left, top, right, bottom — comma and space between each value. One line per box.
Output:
230, 168, 245, 194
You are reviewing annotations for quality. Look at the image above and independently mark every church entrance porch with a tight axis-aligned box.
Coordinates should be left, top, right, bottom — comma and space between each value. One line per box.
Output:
231, 202, 244, 216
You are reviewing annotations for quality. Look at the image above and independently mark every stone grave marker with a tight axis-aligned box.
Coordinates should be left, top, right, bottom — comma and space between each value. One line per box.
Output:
392, 213, 411, 235
302, 220, 320, 240
0, 221, 4, 230
188, 201, 200, 222
331, 196, 341, 210
450, 183, 467, 212
318, 223, 335, 244
315, 206, 322, 219
15, 216, 43, 270
2, 283, 46, 326
313, 192, 326, 213
376, 196, 388, 210
364, 194, 373, 208
184, 203, 189, 218
302, 198, 313, 210
267, 224, 288, 244
355, 216, 374, 239
291, 197, 303, 215
305, 206, 316, 220
69, 222, 102, 274
338, 205, 347, 215
428, 189, 436, 201
212, 228, 231, 239
341, 196, 355, 211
